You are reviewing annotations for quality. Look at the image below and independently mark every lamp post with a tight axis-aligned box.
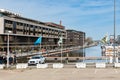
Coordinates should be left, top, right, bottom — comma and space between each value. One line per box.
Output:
7, 31, 12, 68
60, 37, 63, 63
113, 0, 116, 63
83, 33, 85, 62
58, 36, 63, 63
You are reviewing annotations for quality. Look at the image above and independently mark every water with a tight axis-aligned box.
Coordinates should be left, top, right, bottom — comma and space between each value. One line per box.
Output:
85, 46, 101, 57
49, 45, 109, 63
83, 45, 109, 63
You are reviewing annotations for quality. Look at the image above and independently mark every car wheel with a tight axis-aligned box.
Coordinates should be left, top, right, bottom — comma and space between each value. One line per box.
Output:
28, 64, 30, 66
42, 62, 44, 64
35, 63, 37, 66
39, 61, 42, 64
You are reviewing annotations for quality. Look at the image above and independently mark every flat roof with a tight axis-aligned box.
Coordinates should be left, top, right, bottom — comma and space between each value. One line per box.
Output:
0, 9, 65, 30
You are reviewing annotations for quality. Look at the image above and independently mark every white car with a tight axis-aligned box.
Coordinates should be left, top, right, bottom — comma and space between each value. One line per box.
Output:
28, 55, 45, 65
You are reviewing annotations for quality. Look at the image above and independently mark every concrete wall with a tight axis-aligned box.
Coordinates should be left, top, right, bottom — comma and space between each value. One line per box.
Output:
0, 17, 4, 34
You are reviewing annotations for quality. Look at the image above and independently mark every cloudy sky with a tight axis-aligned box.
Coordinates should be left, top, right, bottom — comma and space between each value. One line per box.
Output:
0, 0, 120, 40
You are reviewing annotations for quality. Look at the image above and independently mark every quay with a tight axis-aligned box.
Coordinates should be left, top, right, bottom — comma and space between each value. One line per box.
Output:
15, 46, 84, 57
45, 56, 107, 60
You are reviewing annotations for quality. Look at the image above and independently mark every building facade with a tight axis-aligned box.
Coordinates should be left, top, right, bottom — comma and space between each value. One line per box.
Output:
66, 30, 85, 47
0, 9, 66, 53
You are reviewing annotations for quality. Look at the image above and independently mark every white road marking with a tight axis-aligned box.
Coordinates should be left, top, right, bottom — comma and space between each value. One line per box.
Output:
94, 69, 97, 74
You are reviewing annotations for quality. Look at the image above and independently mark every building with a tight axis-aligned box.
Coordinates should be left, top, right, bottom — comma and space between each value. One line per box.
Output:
0, 9, 66, 54
66, 30, 85, 47
116, 35, 120, 44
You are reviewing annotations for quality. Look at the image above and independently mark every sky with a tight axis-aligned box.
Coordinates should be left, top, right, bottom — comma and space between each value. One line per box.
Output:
0, 0, 120, 40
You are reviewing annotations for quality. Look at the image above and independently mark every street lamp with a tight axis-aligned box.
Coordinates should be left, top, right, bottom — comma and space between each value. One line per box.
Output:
83, 33, 85, 62
7, 31, 12, 68
113, 0, 117, 63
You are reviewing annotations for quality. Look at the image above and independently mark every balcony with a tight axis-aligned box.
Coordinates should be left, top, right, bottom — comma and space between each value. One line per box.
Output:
49, 31, 52, 33
16, 31, 23, 34
16, 26, 23, 30
5, 23, 13, 28
30, 28, 33, 31
38, 29, 42, 33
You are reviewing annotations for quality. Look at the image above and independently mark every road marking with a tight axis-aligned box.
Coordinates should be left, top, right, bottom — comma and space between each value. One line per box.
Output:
94, 69, 97, 74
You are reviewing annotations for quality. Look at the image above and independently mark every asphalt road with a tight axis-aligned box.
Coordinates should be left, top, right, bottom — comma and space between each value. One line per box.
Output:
0, 68, 120, 80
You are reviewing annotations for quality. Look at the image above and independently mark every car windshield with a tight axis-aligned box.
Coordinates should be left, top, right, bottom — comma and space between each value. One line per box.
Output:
32, 56, 41, 59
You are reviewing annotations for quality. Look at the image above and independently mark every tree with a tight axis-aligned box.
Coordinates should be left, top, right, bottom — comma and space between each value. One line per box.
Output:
85, 37, 93, 45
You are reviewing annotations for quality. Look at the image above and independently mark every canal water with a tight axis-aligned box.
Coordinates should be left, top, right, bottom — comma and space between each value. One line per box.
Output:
85, 45, 101, 57
56, 45, 109, 63
62, 45, 109, 63
82, 45, 109, 63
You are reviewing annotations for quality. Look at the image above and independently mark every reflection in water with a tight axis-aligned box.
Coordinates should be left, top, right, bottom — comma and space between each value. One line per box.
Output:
51, 45, 109, 63
67, 45, 109, 63
63, 45, 102, 57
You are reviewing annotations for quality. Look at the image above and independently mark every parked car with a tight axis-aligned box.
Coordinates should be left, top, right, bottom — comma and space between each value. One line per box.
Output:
28, 55, 45, 65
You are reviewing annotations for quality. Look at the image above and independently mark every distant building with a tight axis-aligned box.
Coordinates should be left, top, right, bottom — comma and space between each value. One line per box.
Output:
109, 35, 119, 44
109, 35, 114, 44
0, 9, 66, 53
66, 30, 85, 47
116, 35, 120, 44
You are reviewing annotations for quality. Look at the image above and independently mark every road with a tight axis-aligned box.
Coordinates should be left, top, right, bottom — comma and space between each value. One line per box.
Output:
0, 68, 120, 80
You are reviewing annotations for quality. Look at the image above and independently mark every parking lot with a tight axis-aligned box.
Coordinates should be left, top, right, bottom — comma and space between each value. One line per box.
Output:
0, 68, 120, 80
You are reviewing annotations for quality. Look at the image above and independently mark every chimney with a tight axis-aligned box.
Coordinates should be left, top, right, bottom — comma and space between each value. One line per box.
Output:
60, 20, 62, 25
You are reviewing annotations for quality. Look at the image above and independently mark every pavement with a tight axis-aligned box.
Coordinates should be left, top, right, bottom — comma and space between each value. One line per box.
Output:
0, 68, 120, 80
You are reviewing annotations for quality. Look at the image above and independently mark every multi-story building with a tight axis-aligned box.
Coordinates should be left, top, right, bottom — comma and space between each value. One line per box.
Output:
0, 9, 66, 53
66, 30, 85, 47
